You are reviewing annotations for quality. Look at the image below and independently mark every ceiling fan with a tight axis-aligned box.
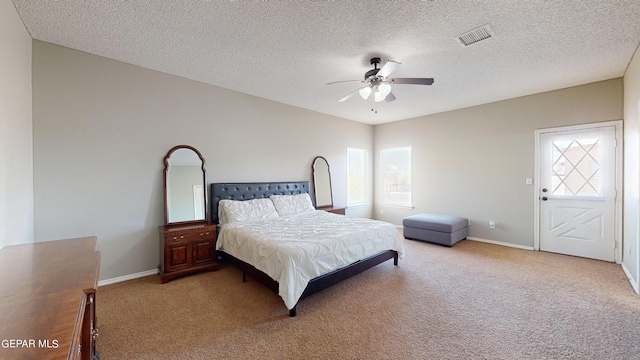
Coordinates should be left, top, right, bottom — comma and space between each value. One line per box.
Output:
328, 57, 434, 103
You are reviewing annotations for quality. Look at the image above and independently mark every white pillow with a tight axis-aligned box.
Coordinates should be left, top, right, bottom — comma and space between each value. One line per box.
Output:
218, 198, 279, 224
269, 193, 315, 216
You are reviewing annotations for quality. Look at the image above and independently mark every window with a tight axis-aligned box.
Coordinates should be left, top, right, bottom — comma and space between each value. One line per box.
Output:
381, 147, 411, 207
550, 137, 603, 197
347, 148, 367, 205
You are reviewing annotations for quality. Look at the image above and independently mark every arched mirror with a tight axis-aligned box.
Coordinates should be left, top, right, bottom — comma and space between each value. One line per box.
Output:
312, 156, 333, 209
163, 145, 207, 225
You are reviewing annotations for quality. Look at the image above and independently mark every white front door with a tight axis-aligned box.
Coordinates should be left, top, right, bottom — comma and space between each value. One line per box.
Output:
537, 123, 619, 262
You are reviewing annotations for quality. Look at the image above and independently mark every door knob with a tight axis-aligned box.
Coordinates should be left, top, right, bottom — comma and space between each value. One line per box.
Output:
541, 196, 548, 201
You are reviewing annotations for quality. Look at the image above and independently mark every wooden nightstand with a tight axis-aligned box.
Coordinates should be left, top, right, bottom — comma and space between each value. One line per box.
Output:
317, 206, 346, 215
159, 223, 219, 283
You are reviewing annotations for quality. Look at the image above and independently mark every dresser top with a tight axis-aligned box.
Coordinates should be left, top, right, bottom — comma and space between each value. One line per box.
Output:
160, 222, 216, 232
0, 236, 100, 359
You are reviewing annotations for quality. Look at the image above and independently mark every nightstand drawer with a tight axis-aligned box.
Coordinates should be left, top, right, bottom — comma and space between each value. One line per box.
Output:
318, 206, 346, 215
166, 230, 214, 243
165, 235, 190, 245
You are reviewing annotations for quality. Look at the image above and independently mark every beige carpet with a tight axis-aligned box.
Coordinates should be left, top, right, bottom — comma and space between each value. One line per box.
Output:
97, 238, 640, 359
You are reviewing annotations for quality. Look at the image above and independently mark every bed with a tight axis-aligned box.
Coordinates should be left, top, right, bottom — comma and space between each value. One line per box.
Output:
210, 181, 405, 317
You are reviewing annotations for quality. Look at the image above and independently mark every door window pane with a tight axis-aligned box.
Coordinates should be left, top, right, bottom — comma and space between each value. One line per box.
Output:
550, 137, 602, 197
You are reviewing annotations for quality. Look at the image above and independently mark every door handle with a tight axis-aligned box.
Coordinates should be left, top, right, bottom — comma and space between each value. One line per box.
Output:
541, 188, 548, 201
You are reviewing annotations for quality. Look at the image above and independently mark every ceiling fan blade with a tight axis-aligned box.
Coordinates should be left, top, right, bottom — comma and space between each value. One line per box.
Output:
390, 77, 434, 85
376, 60, 401, 78
327, 80, 363, 85
385, 92, 396, 102
338, 85, 370, 102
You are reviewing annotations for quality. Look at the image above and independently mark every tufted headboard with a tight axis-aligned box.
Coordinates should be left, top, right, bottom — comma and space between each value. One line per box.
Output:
210, 181, 310, 224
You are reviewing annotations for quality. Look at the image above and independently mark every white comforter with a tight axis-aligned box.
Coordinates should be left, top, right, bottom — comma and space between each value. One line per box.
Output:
217, 210, 405, 310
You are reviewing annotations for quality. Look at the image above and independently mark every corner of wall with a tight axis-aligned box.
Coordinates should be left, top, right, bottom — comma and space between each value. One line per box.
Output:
0, 0, 34, 248
622, 41, 640, 292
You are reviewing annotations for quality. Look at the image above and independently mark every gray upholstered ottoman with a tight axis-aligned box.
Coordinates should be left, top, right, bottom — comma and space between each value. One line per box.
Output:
403, 213, 469, 246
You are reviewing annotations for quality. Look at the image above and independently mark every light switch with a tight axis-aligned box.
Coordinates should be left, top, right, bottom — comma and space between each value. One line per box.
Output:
525, 178, 533, 185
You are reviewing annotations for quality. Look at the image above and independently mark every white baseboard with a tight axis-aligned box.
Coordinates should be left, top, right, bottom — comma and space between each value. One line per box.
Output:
621, 262, 640, 294
98, 269, 157, 287
467, 237, 639, 295
97, 238, 638, 296
466, 236, 535, 251
397, 223, 535, 250
396, 224, 535, 250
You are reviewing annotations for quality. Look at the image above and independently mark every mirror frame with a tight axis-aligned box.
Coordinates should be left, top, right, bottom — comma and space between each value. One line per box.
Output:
312, 156, 333, 209
163, 145, 208, 226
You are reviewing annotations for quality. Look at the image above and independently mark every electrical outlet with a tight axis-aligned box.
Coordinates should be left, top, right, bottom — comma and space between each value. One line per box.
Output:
489, 221, 496, 229
380, 209, 384, 215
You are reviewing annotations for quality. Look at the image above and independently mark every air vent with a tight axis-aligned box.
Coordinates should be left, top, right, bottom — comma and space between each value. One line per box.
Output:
456, 24, 494, 47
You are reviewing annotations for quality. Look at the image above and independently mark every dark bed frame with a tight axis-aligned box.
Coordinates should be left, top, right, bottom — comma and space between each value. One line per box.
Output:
210, 181, 399, 317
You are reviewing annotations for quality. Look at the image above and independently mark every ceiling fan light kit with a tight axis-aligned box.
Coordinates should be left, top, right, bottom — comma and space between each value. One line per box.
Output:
358, 86, 372, 100
375, 83, 392, 102
329, 57, 434, 104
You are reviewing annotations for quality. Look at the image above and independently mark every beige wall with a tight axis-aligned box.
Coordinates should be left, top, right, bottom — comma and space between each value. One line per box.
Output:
623, 44, 640, 293
21, 38, 636, 287
373, 79, 623, 248
32, 41, 373, 281
0, 0, 33, 249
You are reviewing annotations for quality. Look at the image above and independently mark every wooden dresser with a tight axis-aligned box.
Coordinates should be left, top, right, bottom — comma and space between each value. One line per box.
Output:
317, 206, 346, 215
159, 223, 219, 283
0, 236, 101, 360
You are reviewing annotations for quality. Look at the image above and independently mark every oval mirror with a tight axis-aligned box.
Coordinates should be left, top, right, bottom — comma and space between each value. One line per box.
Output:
312, 156, 333, 209
163, 145, 207, 225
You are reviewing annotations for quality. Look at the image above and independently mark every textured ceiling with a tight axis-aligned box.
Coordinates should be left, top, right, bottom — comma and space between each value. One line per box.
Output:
12, 0, 640, 125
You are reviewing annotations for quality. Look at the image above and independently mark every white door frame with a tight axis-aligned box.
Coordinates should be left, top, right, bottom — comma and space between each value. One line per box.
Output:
534, 120, 623, 263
